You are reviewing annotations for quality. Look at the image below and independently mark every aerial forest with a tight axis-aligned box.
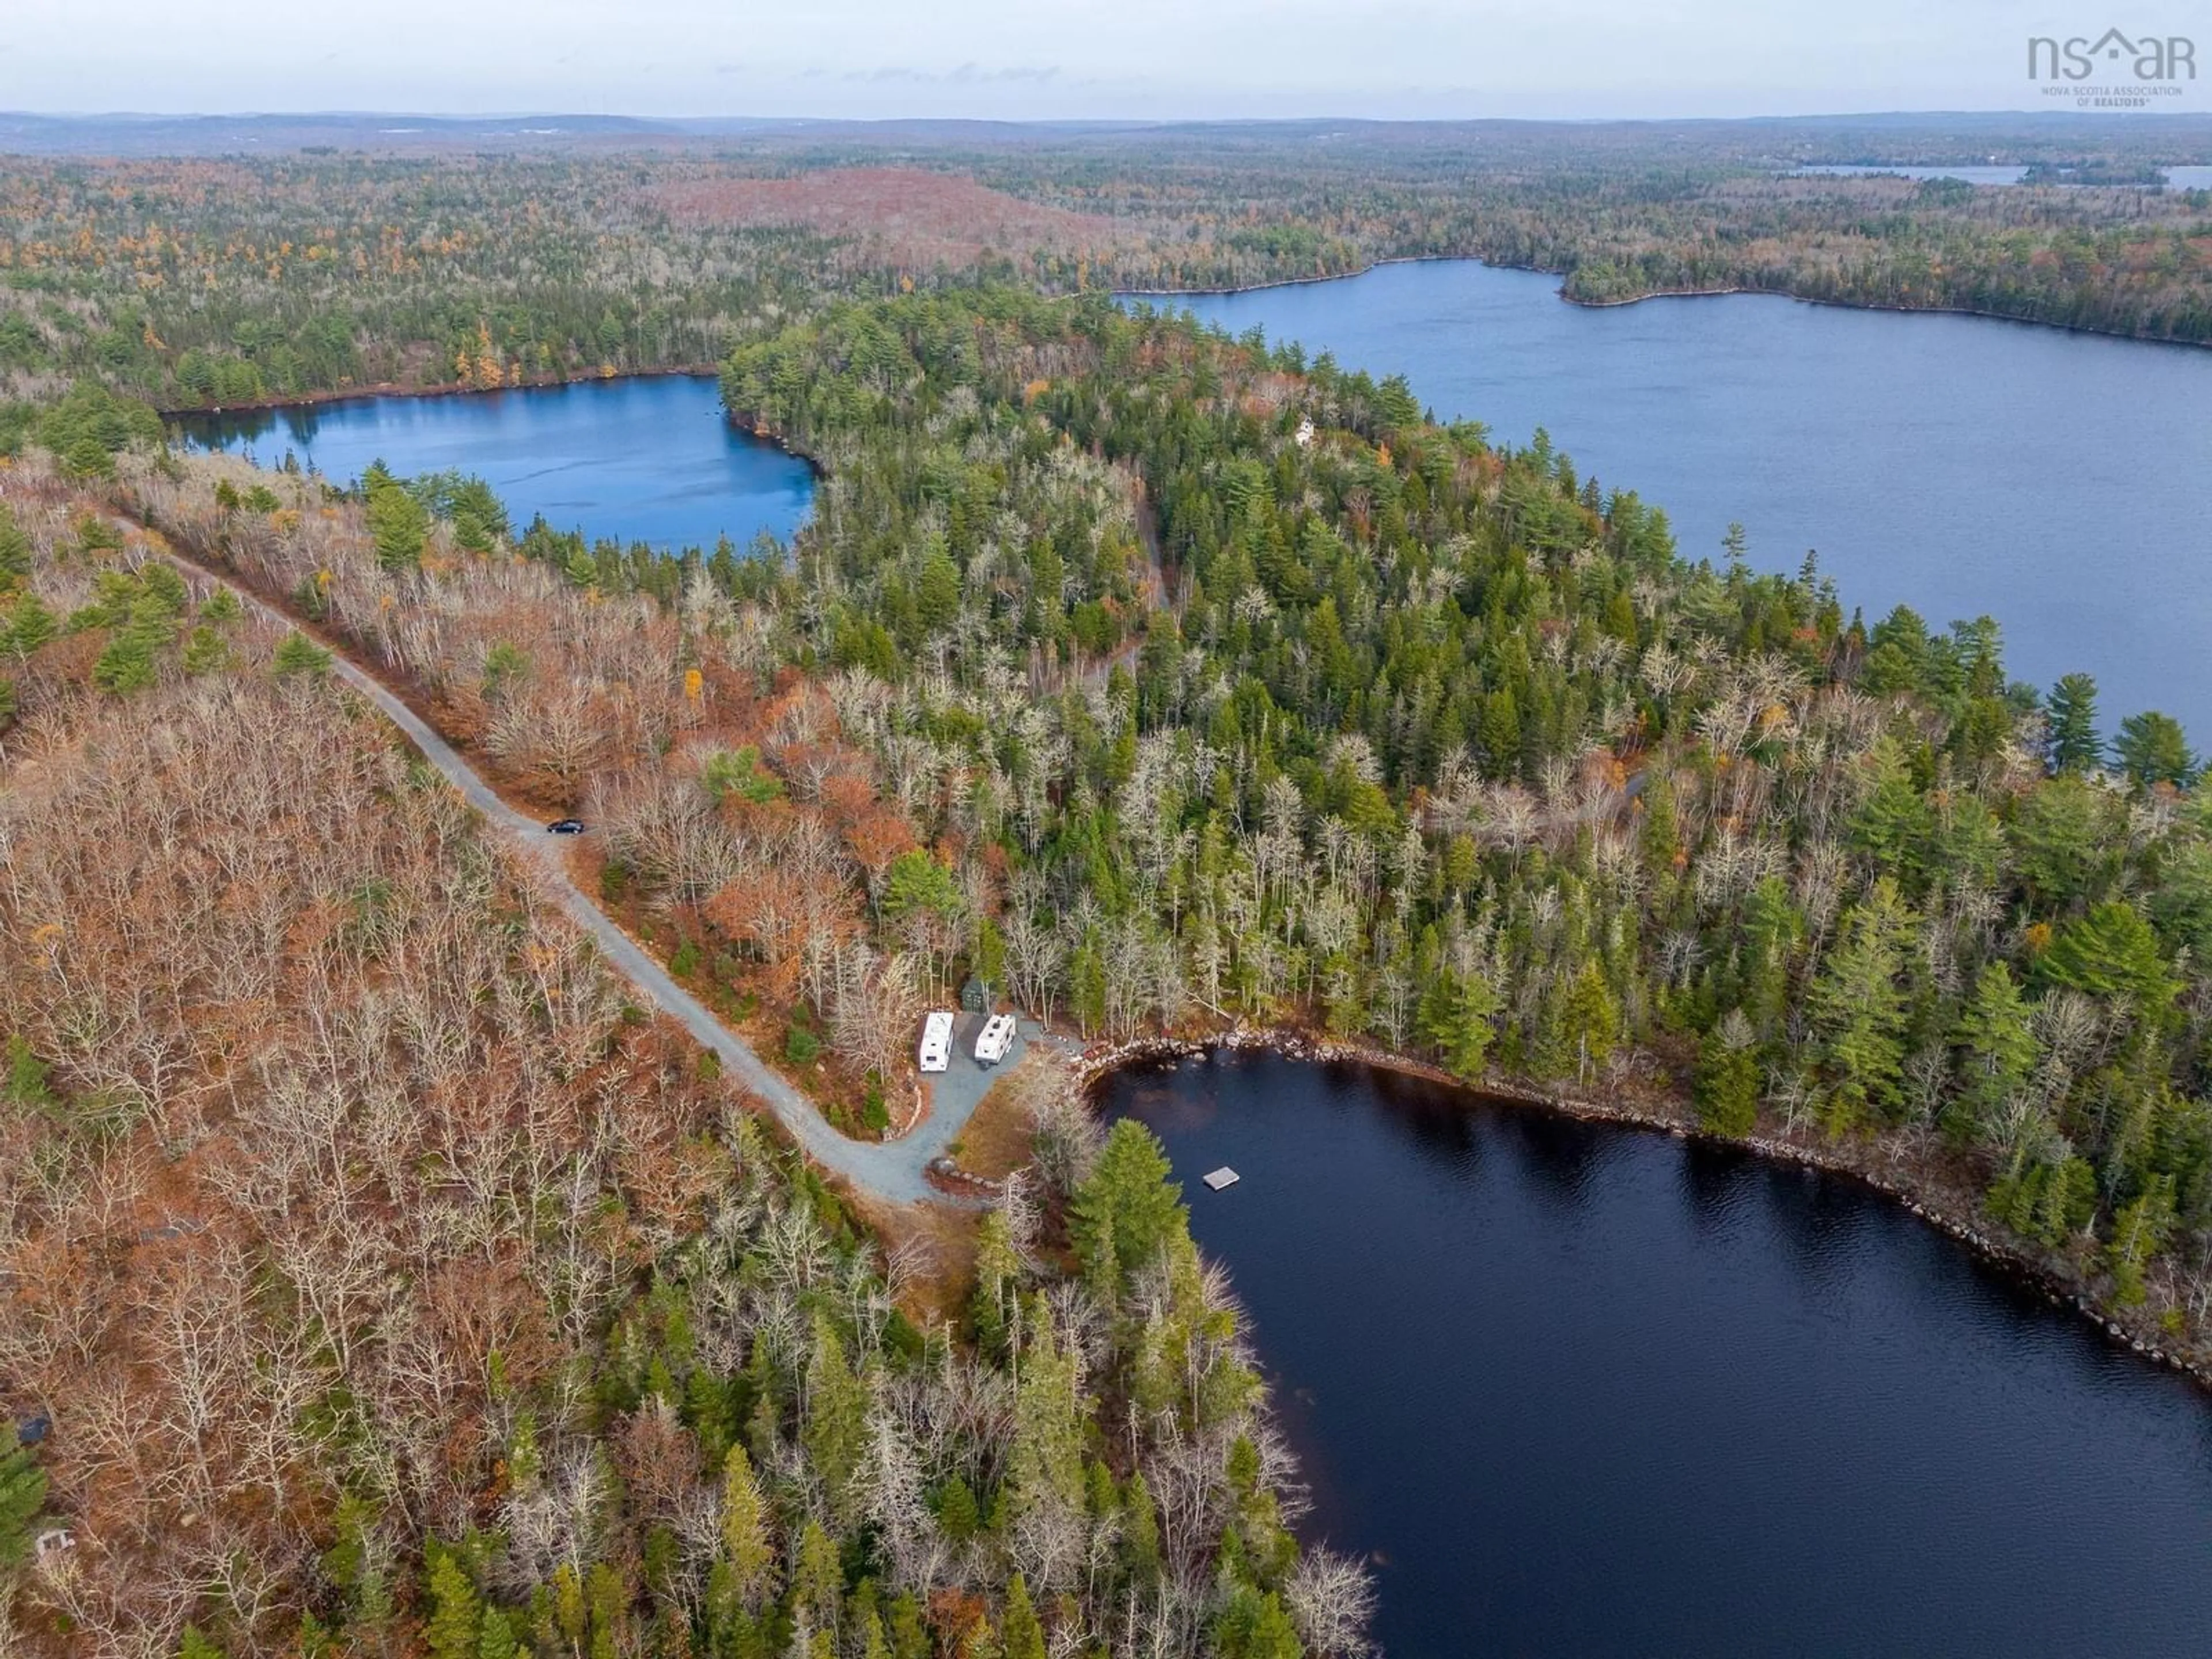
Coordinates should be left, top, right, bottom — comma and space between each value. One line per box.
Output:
6, 117, 2212, 1659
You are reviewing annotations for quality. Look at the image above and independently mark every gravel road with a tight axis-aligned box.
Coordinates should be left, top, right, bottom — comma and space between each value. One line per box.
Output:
149, 536, 1017, 1207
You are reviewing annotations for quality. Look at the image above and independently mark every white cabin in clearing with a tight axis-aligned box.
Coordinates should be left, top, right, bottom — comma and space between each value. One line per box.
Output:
974, 1013, 1018, 1067
918, 1010, 955, 1073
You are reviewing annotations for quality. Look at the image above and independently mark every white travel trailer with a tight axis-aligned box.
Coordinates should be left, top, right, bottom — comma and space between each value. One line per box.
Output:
918, 1010, 955, 1073
974, 1013, 1018, 1067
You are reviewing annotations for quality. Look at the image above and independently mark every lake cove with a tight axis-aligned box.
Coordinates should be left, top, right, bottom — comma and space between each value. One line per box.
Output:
172, 373, 814, 554
1156, 259, 2212, 738
1103, 1051, 2212, 1659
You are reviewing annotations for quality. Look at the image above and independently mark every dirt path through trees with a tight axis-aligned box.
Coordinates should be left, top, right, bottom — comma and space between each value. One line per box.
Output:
139, 532, 999, 1207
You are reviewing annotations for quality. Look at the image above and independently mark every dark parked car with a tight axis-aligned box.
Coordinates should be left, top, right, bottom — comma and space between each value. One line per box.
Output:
546, 818, 586, 835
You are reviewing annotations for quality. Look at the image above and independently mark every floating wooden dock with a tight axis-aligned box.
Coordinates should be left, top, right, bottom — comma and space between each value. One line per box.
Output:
1202, 1166, 1241, 1191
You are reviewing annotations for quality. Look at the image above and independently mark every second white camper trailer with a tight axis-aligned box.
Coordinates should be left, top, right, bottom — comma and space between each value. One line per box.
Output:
918, 1011, 955, 1073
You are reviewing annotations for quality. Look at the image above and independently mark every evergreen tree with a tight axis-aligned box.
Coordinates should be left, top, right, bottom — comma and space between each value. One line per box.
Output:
1694, 1013, 1761, 1135
1952, 963, 2037, 1137
92, 596, 176, 693
2114, 710, 2198, 790
476, 1607, 520, 1659
366, 469, 429, 571
789, 1520, 844, 1635
1069, 1119, 1185, 1288
422, 1546, 482, 1659
802, 1315, 869, 1523
1437, 968, 1500, 1081
971, 1209, 1020, 1360
1000, 1575, 1046, 1659
719, 1442, 778, 1611
0, 1445, 47, 1568
1008, 1306, 1087, 1519
3, 592, 57, 658
2038, 901, 2177, 1017
1121, 1471, 1161, 1584
2105, 1176, 2177, 1305
2046, 673, 2103, 774
1808, 877, 1914, 1126
0, 506, 28, 586
272, 631, 332, 678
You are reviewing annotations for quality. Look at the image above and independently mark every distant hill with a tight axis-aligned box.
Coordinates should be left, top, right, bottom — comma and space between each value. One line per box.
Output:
6, 107, 2212, 157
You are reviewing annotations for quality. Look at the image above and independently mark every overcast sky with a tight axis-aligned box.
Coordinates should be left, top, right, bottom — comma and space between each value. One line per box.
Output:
4, 0, 2207, 119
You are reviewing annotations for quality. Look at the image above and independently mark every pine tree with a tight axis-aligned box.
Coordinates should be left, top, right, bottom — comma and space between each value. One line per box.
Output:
422, 1547, 482, 1659
1001, 1575, 1046, 1659
1068, 1119, 1184, 1289
1694, 1012, 1761, 1135
1558, 961, 1622, 1083
366, 473, 429, 571
2105, 1176, 2177, 1305
476, 1607, 520, 1659
1808, 876, 1914, 1126
935, 1476, 980, 1543
1441, 968, 1501, 1081
93, 596, 175, 693
971, 1209, 1020, 1359
2046, 673, 2103, 774
0, 1445, 47, 1567
1008, 1306, 1087, 1519
789, 1520, 843, 1634
1122, 1470, 1161, 1584
719, 1442, 778, 1611
3, 592, 57, 658
1952, 962, 2037, 1138
802, 1315, 869, 1523
272, 631, 332, 678
182, 624, 230, 675
2115, 710, 2198, 790
0, 505, 28, 586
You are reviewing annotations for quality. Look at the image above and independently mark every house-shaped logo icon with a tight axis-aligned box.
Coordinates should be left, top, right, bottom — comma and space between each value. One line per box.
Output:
2029, 29, 2198, 82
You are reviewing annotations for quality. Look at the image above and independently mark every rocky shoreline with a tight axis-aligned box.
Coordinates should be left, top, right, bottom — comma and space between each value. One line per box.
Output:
1075, 1025, 2212, 1392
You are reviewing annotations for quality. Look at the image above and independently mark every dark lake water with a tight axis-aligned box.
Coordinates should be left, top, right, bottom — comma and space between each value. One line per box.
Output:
1105, 1053, 2212, 1658
173, 374, 814, 552
1160, 260, 2212, 737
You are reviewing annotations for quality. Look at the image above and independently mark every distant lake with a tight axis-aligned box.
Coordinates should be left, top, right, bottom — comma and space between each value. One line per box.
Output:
1789, 163, 2030, 184
1789, 165, 2212, 189
1157, 260, 2212, 735
1107, 1053, 2212, 1658
173, 374, 814, 552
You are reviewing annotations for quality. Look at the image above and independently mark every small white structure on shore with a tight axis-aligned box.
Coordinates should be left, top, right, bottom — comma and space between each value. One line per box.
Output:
918, 1010, 954, 1073
1202, 1166, 1241, 1191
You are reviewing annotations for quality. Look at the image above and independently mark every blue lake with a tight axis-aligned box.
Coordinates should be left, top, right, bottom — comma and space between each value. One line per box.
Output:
1109, 1054, 2212, 1659
173, 373, 814, 552
1156, 259, 2212, 737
